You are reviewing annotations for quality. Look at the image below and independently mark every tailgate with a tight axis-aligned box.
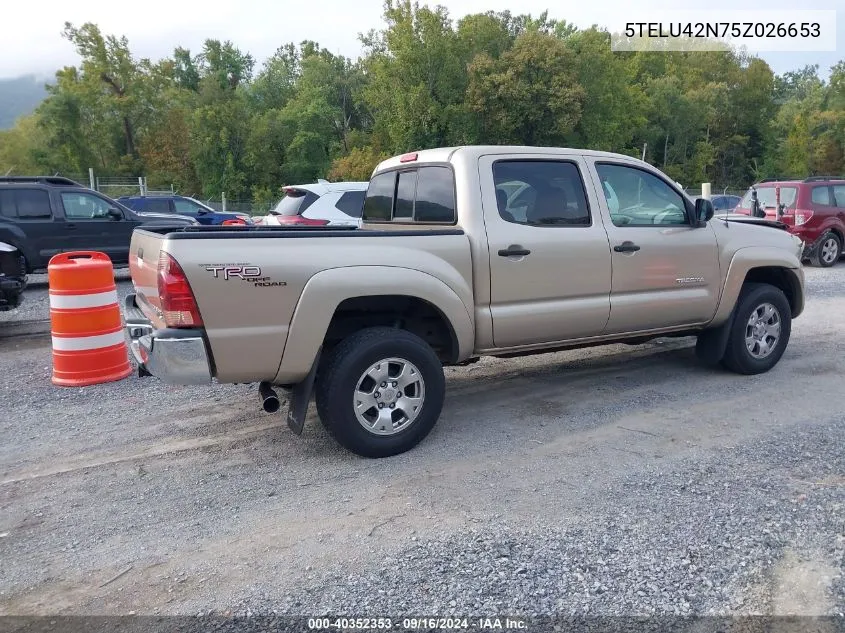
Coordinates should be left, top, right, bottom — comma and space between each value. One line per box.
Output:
128, 230, 166, 326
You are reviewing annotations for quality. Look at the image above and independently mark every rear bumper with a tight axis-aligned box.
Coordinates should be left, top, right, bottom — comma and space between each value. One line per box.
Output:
124, 293, 212, 384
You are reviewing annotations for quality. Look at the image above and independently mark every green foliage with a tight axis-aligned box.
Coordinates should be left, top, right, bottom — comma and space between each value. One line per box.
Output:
467, 31, 584, 145
1, 8, 843, 195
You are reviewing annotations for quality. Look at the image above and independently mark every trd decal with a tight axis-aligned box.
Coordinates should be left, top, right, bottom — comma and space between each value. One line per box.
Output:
204, 265, 286, 287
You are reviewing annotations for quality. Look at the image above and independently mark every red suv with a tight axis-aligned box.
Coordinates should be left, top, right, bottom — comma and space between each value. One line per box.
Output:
735, 177, 845, 267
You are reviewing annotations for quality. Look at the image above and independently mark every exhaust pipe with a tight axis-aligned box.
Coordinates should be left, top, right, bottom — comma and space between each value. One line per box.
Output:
259, 381, 280, 413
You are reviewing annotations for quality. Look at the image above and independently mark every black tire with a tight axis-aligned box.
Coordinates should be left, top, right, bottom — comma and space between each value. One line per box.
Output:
810, 232, 841, 268
315, 327, 445, 458
721, 283, 792, 375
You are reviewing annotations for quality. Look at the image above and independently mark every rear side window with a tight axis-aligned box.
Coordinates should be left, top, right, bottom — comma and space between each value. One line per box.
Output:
362, 172, 395, 221
0, 189, 52, 219
414, 166, 456, 223
362, 165, 457, 224
145, 199, 173, 213
811, 186, 832, 206
833, 185, 845, 207
493, 160, 590, 226
273, 189, 319, 216
334, 191, 365, 217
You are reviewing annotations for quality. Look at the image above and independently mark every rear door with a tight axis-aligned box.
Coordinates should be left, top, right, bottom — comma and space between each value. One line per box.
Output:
59, 190, 137, 263
832, 184, 845, 219
0, 188, 63, 268
481, 154, 612, 348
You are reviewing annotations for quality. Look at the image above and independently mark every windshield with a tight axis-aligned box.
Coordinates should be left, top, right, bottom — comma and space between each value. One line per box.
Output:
272, 189, 319, 216
738, 186, 797, 210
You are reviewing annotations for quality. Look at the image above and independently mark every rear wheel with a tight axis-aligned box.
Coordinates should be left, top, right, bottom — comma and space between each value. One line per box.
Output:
721, 283, 791, 375
315, 327, 445, 458
810, 232, 841, 267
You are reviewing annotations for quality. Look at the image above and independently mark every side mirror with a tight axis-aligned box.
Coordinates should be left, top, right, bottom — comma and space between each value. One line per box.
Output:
694, 198, 714, 226
107, 208, 123, 220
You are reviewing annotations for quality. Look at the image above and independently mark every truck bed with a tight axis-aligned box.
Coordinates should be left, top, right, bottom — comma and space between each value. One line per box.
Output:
128, 223, 475, 384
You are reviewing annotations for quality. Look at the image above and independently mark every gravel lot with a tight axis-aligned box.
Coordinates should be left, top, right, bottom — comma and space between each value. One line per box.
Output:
0, 266, 843, 621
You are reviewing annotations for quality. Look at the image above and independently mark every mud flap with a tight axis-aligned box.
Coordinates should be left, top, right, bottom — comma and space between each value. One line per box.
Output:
695, 306, 737, 365
286, 347, 321, 435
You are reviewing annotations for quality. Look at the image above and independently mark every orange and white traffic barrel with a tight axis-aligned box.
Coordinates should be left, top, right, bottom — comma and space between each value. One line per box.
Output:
48, 252, 132, 387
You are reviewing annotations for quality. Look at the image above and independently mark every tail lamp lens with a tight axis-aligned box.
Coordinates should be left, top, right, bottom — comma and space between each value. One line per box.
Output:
158, 252, 203, 327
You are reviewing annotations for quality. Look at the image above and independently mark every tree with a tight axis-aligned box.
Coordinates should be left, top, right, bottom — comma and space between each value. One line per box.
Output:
560, 28, 645, 152
361, 0, 468, 152
61, 22, 142, 158
467, 31, 584, 145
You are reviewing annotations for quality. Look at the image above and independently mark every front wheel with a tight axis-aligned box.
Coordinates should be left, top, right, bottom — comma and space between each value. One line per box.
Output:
721, 283, 792, 375
315, 327, 446, 458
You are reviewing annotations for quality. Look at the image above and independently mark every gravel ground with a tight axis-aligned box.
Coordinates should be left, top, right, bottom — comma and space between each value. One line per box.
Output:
0, 266, 843, 622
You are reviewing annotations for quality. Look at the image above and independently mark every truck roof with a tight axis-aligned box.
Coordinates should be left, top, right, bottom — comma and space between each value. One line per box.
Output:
373, 145, 654, 174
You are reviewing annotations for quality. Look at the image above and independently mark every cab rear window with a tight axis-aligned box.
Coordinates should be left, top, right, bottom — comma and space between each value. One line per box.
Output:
362, 165, 456, 224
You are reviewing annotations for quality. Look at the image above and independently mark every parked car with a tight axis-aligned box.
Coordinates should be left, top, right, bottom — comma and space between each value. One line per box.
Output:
117, 194, 253, 226
734, 177, 845, 267
124, 145, 805, 458
258, 180, 367, 226
0, 177, 197, 272
0, 241, 26, 310
711, 194, 741, 214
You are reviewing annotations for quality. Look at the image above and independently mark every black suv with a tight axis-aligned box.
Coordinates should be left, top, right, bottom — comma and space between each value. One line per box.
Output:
0, 177, 197, 272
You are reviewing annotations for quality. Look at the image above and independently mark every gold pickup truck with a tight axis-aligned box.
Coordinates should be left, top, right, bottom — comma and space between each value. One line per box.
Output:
124, 146, 806, 457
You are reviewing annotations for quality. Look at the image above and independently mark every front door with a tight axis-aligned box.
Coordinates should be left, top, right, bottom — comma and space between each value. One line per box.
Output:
59, 191, 137, 263
585, 160, 721, 335
481, 154, 613, 348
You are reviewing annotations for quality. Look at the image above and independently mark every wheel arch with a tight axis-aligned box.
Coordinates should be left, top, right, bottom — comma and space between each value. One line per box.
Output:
712, 247, 804, 325
274, 266, 474, 384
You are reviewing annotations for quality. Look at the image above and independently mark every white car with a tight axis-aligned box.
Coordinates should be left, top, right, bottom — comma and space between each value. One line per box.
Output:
258, 180, 368, 227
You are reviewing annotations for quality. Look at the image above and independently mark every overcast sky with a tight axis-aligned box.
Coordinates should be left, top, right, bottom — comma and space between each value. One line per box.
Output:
1, 0, 842, 80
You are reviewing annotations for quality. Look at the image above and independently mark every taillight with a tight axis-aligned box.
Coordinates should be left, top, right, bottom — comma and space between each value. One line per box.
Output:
795, 209, 814, 226
221, 218, 246, 226
276, 216, 329, 226
158, 252, 203, 327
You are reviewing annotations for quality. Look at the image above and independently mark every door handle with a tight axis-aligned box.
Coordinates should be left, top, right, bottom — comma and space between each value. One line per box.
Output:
498, 245, 531, 257
613, 241, 640, 253
66, 223, 77, 230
